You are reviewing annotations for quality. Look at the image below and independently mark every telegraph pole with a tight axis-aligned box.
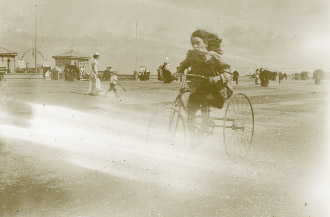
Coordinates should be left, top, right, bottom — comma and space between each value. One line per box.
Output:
35, 4, 37, 73
135, 21, 138, 71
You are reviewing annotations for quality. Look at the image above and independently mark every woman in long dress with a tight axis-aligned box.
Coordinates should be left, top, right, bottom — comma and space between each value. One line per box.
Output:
88, 52, 100, 95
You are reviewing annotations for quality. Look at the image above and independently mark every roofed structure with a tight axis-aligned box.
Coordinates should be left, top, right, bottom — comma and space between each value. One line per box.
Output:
0, 47, 18, 56
52, 49, 90, 59
0, 47, 18, 73
52, 49, 91, 74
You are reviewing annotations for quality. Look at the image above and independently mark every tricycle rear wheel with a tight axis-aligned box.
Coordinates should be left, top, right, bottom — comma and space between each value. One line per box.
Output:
223, 93, 254, 160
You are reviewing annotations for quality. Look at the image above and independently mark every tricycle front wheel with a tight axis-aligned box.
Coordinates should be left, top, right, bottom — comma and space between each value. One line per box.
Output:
146, 106, 188, 150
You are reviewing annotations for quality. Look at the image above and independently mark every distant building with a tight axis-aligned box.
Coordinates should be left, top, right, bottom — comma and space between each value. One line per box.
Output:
0, 47, 18, 73
52, 49, 91, 75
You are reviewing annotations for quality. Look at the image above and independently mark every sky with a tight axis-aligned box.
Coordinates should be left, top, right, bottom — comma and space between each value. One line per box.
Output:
1, 0, 330, 74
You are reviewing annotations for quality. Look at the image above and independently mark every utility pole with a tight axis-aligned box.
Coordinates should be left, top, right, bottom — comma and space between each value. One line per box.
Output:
135, 21, 138, 71
35, 4, 37, 73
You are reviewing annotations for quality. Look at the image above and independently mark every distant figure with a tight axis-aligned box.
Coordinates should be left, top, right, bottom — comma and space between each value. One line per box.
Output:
138, 70, 142, 80
272, 71, 277, 81
104, 71, 119, 97
162, 63, 176, 83
255, 69, 260, 85
142, 70, 147, 81
143, 70, 149, 80
45, 69, 51, 79
162, 62, 171, 83
64, 64, 70, 80
88, 52, 100, 95
103, 66, 111, 81
313, 69, 324, 85
314, 75, 321, 85
259, 68, 269, 87
233, 70, 239, 85
0, 68, 6, 81
279, 72, 282, 84
157, 65, 163, 81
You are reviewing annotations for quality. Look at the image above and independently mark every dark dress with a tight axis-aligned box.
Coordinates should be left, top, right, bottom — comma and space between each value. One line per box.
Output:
177, 50, 231, 109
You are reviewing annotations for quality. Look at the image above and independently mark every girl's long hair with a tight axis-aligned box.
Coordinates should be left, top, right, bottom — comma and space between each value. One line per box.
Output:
191, 29, 223, 55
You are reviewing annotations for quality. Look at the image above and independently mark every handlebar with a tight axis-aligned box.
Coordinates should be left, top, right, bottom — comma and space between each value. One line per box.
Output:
174, 73, 208, 80
174, 72, 232, 90
175, 71, 232, 78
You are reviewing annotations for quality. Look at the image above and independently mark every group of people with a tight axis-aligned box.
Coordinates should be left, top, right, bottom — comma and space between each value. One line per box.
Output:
88, 53, 119, 97
254, 68, 288, 86
64, 64, 80, 81
138, 70, 150, 81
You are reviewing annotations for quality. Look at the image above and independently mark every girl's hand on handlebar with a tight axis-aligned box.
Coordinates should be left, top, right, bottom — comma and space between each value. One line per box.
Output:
208, 77, 217, 84
220, 73, 231, 83
208, 76, 221, 84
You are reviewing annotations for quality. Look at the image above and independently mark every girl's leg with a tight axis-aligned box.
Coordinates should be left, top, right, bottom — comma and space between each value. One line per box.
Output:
187, 90, 209, 137
187, 92, 203, 137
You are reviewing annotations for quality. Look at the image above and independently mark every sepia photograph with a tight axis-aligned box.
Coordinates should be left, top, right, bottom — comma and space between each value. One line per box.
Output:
0, 0, 329, 216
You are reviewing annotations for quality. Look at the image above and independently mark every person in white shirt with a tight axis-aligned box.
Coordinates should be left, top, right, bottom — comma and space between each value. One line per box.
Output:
104, 71, 119, 97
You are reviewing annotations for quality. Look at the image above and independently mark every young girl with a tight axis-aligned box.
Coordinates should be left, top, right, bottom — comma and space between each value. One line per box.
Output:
176, 29, 232, 135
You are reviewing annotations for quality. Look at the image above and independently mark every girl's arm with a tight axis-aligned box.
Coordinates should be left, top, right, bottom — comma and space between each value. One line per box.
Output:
208, 76, 221, 83
176, 59, 189, 74
208, 51, 230, 83
176, 50, 193, 74
209, 72, 231, 84
208, 51, 223, 71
